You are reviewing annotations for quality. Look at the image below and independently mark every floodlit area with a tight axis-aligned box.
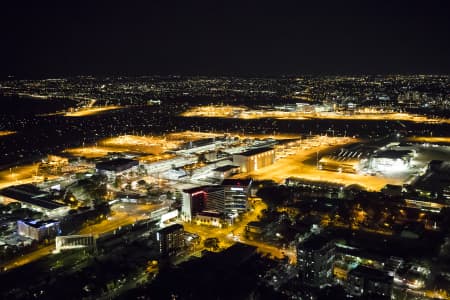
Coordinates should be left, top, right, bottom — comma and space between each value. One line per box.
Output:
64, 131, 302, 160
63, 105, 122, 117
235, 137, 450, 191
181, 105, 450, 123
64, 135, 181, 158
407, 136, 450, 144
0, 164, 43, 189
0, 131, 15, 137
233, 136, 406, 191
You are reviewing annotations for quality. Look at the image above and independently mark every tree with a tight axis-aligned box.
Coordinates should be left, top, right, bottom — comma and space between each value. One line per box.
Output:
6, 202, 21, 211
257, 185, 291, 210
204, 237, 219, 250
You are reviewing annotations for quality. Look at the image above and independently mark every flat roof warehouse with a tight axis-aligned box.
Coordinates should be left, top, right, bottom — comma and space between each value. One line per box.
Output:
0, 184, 64, 210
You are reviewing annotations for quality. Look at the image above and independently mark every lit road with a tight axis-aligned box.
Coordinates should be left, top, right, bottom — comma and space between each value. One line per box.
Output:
407, 136, 450, 144
0, 131, 15, 137
63, 105, 122, 117
78, 203, 164, 237
1, 244, 54, 271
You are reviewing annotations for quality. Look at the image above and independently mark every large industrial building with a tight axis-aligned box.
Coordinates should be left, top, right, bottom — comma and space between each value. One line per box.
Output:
369, 149, 413, 173
233, 147, 275, 173
0, 184, 69, 218
55, 235, 96, 252
95, 158, 139, 179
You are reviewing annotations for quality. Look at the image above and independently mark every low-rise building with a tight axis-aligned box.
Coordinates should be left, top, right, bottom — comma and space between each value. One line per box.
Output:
17, 219, 61, 241
346, 266, 393, 299
95, 158, 139, 179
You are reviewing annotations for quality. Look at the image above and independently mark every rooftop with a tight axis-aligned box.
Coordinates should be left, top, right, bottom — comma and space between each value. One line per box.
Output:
372, 149, 413, 159
213, 165, 239, 172
18, 219, 60, 228
221, 178, 252, 187
234, 147, 274, 157
158, 223, 184, 234
95, 158, 138, 172
349, 265, 393, 282
0, 184, 65, 210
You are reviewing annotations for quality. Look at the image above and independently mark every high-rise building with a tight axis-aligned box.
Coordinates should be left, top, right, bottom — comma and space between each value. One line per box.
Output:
182, 179, 252, 220
156, 224, 185, 257
221, 179, 252, 215
181, 187, 208, 222
297, 235, 335, 287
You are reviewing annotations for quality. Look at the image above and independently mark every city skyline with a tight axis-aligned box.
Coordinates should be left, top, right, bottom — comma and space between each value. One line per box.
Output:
0, 2, 449, 299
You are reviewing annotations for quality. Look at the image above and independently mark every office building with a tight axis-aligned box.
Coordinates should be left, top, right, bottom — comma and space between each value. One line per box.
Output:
222, 179, 252, 215
17, 219, 61, 241
233, 147, 275, 173
297, 235, 336, 287
156, 224, 185, 257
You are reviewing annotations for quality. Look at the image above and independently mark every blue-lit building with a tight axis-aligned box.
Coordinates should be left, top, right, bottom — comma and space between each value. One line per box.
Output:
17, 219, 61, 241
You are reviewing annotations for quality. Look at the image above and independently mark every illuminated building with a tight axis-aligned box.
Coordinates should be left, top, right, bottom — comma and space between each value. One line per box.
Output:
233, 147, 275, 173
17, 219, 61, 241
318, 149, 363, 173
297, 235, 335, 287
345, 266, 393, 299
181, 186, 208, 222
156, 224, 185, 257
182, 180, 251, 221
95, 158, 139, 179
55, 234, 96, 252
194, 211, 222, 227
222, 179, 252, 215
0, 184, 69, 218
369, 150, 412, 173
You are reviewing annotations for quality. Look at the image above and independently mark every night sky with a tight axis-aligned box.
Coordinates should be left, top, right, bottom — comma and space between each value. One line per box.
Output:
1, 1, 449, 77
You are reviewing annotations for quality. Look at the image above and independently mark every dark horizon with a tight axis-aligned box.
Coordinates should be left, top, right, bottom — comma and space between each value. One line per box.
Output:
1, 1, 449, 78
